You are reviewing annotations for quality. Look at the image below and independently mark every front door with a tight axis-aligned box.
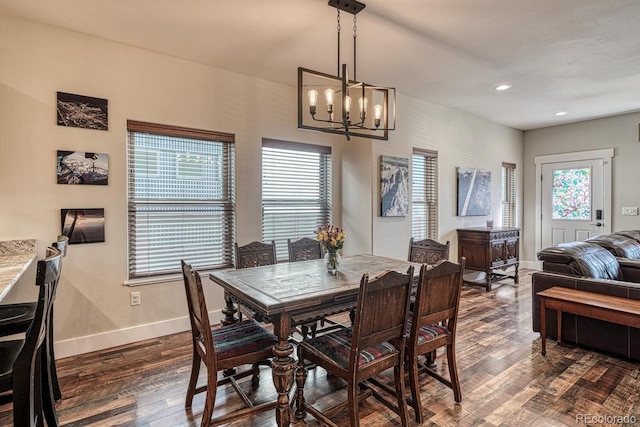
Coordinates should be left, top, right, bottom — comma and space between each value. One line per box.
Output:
541, 159, 608, 248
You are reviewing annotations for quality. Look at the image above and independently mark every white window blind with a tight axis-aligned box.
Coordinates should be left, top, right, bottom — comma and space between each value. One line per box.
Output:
412, 149, 438, 240
127, 120, 235, 278
262, 139, 332, 260
501, 162, 516, 227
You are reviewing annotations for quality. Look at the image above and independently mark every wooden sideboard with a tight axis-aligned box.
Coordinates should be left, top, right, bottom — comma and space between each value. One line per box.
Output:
457, 227, 520, 291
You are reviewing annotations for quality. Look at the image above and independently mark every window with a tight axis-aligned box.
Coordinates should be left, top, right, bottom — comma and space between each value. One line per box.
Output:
262, 139, 332, 260
551, 167, 590, 220
412, 149, 438, 240
127, 120, 235, 278
501, 162, 517, 227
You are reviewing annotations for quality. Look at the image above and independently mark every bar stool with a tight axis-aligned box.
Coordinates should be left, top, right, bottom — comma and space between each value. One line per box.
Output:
0, 246, 62, 426
0, 235, 68, 401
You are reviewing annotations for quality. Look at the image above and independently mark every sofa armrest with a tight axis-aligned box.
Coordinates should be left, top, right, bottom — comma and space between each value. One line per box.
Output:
619, 258, 640, 282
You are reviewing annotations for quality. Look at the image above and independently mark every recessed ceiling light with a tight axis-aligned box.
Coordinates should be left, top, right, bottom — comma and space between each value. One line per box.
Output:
554, 111, 567, 116
494, 84, 512, 91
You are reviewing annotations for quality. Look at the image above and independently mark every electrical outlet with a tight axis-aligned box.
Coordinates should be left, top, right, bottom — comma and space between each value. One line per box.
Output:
622, 207, 639, 216
130, 291, 141, 306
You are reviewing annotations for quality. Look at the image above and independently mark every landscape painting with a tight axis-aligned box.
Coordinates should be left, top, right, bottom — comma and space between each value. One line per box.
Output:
380, 155, 409, 217
57, 151, 109, 185
61, 208, 105, 244
457, 167, 491, 216
56, 92, 108, 130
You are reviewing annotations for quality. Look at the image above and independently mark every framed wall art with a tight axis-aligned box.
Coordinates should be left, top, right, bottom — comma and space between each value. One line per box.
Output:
457, 167, 491, 216
61, 208, 105, 244
380, 155, 409, 217
57, 151, 109, 185
56, 91, 108, 130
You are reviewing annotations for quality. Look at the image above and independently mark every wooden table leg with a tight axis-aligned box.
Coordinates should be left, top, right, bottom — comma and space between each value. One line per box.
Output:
557, 309, 563, 344
485, 270, 492, 292
221, 293, 239, 376
540, 296, 547, 355
514, 264, 519, 285
294, 353, 308, 420
221, 293, 238, 326
272, 314, 295, 427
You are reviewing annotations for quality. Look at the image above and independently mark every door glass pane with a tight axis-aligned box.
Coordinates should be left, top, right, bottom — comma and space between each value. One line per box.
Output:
552, 167, 591, 220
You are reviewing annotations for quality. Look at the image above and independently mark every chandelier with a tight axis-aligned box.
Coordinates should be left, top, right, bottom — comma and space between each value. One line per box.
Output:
298, 0, 396, 141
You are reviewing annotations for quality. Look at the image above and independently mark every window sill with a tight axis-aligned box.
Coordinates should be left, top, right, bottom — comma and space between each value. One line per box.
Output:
124, 267, 229, 287
124, 274, 183, 287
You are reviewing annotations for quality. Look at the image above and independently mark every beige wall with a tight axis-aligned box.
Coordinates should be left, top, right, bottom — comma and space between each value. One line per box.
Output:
0, 14, 523, 356
523, 112, 640, 261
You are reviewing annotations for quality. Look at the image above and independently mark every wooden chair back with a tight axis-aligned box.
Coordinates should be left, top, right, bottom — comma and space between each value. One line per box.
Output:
288, 237, 323, 262
12, 246, 62, 426
181, 260, 216, 365
411, 259, 464, 340
408, 237, 450, 265
351, 267, 414, 366
235, 241, 277, 268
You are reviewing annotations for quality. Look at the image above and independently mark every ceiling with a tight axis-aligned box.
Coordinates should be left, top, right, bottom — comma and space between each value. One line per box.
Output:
2, 0, 640, 130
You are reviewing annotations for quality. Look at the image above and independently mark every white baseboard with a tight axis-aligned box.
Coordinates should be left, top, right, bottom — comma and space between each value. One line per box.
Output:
54, 309, 222, 359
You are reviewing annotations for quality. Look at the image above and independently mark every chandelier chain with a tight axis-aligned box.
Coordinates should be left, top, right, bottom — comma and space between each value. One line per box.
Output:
337, 9, 341, 76
353, 14, 357, 81
353, 14, 357, 36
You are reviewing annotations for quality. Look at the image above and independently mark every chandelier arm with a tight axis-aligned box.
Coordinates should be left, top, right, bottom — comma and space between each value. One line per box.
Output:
310, 116, 346, 127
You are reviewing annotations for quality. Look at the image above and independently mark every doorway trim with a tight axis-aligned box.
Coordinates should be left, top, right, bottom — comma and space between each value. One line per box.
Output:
534, 148, 614, 258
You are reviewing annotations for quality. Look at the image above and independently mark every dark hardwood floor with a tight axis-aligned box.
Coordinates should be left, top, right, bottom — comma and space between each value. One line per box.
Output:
2, 268, 639, 426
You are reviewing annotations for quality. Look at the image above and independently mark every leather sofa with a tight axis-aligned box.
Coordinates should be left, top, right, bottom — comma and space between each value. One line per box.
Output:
532, 236, 640, 360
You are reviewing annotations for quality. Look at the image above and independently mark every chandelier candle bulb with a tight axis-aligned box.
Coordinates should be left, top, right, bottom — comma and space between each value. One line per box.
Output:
359, 96, 368, 120
373, 104, 382, 127
344, 96, 352, 120
308, 90, 318, 116
325, 88, 335, 114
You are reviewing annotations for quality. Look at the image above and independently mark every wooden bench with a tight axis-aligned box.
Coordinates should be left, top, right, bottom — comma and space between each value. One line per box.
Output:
537, 286, 640, 355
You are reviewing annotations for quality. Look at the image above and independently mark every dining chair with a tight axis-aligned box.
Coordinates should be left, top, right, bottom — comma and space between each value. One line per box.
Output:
295, 267, 414, 427
406, 258, 465, 424
234, 240, 277, 269
180, 260, 279, 427
234, 240, 278, 322
0, 246, 62, 427
287, 237, 341, 339
287, 237, 323, 262
408, 237, 450, 264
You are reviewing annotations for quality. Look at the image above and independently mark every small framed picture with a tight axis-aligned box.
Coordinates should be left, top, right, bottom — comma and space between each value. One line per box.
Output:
380, 155, 409, 217
61, 208, 105, 244
56, 92, 108, 130
457, 167, 491, 216
57, 151, 108, 185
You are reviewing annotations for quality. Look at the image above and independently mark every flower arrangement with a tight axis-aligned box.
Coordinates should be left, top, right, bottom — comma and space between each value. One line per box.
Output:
314, 224, 346, 253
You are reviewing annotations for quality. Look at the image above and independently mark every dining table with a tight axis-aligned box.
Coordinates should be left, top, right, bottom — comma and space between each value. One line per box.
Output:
209, 253, 420, 427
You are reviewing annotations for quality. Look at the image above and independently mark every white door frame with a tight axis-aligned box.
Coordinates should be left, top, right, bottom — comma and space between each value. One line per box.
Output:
534, 148, 614, 257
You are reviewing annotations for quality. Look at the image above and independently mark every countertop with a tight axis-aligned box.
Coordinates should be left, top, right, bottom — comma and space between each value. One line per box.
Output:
0, 239, 37, 301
